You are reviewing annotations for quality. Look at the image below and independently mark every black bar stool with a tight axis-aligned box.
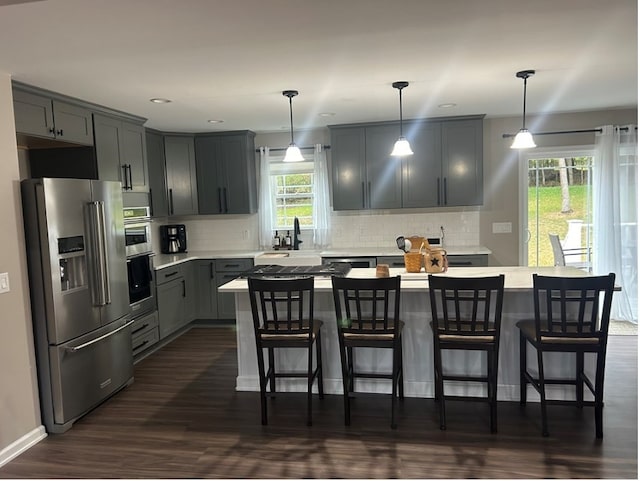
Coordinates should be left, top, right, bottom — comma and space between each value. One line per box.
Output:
428, 274, 505, 433
247, 276, 324, 426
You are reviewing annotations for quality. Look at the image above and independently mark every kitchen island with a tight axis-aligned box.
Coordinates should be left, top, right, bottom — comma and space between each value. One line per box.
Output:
220, 266, 599, 402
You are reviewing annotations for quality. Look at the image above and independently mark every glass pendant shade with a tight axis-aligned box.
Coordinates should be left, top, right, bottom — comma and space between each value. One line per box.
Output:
283, 143, 304, 162
511, 129, 536, 149
391, 136, 414, 156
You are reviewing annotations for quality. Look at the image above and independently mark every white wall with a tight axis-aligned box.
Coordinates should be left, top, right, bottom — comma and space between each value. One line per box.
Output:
0, 74, 43, 462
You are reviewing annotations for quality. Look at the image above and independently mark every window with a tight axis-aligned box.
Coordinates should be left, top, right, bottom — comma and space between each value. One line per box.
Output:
270, 158, 315, 229
519, 147, 594, 267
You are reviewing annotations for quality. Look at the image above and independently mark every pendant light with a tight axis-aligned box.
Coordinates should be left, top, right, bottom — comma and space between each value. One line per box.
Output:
511, 70, 536, 149
390, 81, 414, 156
282, 90, 304, 162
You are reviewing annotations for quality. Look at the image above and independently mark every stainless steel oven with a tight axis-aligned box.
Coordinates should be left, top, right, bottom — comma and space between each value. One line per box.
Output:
124, 206, 152, 258
124, 206, 156, 316
127, 253, 156, 316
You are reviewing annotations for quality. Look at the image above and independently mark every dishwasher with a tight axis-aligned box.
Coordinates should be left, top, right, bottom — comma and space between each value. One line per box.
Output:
321, 256, 377, 268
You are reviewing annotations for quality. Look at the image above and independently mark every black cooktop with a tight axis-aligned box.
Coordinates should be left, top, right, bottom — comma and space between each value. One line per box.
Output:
240, 262, 352, 278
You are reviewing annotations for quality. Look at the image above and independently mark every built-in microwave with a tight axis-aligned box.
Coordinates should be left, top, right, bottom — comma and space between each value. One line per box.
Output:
124, 206, 152, 257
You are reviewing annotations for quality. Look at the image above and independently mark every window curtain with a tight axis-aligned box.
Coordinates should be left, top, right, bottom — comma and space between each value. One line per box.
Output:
593, 125, 638, 322
312, 144, 331, 248
258, 147, 275, 249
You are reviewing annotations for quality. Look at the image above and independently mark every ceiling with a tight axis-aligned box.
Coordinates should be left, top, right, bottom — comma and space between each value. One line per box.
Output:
0, 0, 636, 134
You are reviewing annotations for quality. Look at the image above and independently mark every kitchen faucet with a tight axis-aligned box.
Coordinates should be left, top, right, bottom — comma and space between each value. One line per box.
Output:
293, 217, 302, 250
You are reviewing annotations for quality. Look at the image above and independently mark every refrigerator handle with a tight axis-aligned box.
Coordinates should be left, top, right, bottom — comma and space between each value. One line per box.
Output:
65, 320, 135, 352
88, 201, 111, 306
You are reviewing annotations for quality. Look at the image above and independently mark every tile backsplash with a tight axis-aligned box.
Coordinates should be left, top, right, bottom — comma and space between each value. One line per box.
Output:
160, 210, 480, 252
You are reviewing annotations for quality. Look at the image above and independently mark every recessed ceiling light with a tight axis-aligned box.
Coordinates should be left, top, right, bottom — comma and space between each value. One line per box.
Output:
438, 103, 457, 108
318, 112, 335, 117
150, 98, 171, 104
207, 119, 224, 124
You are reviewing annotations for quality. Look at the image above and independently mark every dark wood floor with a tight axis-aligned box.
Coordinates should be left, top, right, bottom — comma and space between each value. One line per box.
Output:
1, 326, 637, 479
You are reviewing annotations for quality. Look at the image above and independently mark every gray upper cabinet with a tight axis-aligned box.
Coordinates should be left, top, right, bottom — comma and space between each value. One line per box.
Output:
331, 124, 401, 210
331, 116, 483, 210
402, 122, 442, 208
146, 131, 169, 217
330, 127, 366, 210
195, 131, 257, 215
440, 118, 483, 206
366, 124, 403, 209
164, 135, 198, 216
94, 113, 148, 192
13, 89, 93, 145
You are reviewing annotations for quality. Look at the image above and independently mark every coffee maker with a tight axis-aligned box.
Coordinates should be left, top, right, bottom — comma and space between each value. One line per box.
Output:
160, 224, 187, 254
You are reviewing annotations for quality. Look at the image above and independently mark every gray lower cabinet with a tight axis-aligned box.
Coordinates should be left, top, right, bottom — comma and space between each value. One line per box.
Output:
183, 261, 197, 322
215, 258, 253, 319
194, 260, 218, 319
131, 310, 159, 358
164, 135, 198, 216
331, 116, 484, 210
376, 254, 488, 268
156, 264, 189, 339
146, 130, 169, 217
94, 113, 148, 192
13, 89, 93, 145
195, 131, 257, 215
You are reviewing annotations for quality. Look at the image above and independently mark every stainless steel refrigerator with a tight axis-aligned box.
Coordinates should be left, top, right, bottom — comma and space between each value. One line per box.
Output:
22, 178, 134, 433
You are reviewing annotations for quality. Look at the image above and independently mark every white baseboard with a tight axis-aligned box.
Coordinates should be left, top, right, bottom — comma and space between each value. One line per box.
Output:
0, 425, 47, 468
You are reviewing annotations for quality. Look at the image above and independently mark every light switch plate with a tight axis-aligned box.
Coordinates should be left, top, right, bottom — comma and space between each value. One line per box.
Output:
0, 272, 10, 294
492, 222, 512, 234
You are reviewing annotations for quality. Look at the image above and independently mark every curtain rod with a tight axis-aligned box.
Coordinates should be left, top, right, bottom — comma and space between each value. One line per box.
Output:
502, 126, 635, 139
255, 144, 331, 153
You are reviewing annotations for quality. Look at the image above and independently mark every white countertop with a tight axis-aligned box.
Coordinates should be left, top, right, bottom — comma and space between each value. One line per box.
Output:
218, 266, 592, 293
153, 246, 491, 270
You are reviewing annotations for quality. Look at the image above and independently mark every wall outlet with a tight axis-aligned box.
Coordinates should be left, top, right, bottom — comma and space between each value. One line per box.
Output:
492, 222, 512, 234
0, 272, 10, 294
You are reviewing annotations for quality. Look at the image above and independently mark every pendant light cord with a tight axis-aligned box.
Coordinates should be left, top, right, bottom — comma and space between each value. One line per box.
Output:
289, 95, 295, 144
399, 87, 404, 137
521, 76, 528, 130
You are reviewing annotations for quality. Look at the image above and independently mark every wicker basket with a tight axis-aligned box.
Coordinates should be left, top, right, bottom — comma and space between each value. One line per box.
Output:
404, 252, 423, 273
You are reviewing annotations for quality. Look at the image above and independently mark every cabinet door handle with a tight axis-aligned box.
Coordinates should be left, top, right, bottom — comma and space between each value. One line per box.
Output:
132, 323, 150, 335
164, 271, 179, 279
182, 279, 186, 298
361, 182, 365, 208
122, 165, 129, 190
48, 127, 55, 134
217, 188, 223, 213
169, 188, 174, 215
443, 177, 447, 205
223, 187, 228, 213
56, 129, 64, 136
210, 262, 214, 280
449, 261, 473, 266
133, 339, 149, 352
127, 164, 133, 190
149, 188, 154, 216
437, 178, 441, 205
368, 181, 371, 208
